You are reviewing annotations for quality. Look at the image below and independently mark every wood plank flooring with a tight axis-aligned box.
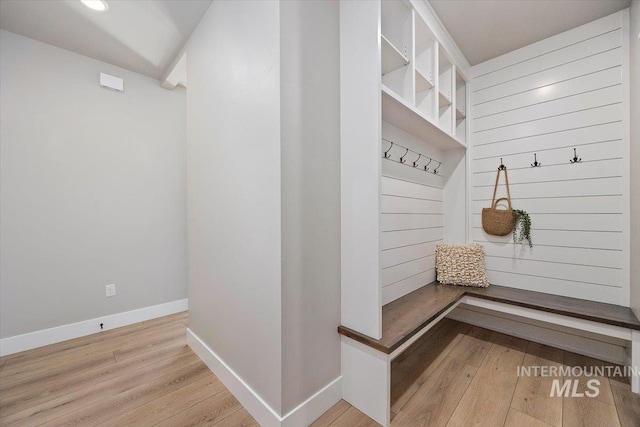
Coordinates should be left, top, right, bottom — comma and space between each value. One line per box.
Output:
1, 313, 638, 426
0, 312, 257, 426
318, 318, 640, 427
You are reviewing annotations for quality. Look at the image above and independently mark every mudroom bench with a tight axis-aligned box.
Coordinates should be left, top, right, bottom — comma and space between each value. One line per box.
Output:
338, 282, 640, 426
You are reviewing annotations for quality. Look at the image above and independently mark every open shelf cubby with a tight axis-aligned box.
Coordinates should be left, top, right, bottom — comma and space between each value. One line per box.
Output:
438, 47, 453, 134
415, 68, 433, 93
381, 34, 409, 75
414, 13, 436, 119
381, 0, 413, 104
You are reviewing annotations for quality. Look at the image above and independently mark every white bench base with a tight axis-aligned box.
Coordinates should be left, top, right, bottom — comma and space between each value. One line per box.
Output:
341, 295, 640, 427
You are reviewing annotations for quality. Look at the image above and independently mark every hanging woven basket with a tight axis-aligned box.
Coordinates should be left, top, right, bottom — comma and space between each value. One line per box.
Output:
482, 167, 514, 236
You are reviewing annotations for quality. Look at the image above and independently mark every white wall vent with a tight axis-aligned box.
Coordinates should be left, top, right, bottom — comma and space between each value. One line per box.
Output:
99, 72, 124, 92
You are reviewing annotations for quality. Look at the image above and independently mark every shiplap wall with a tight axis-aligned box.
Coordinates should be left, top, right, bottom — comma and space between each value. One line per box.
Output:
381, 122, 444, 304
470, 12, 629, 306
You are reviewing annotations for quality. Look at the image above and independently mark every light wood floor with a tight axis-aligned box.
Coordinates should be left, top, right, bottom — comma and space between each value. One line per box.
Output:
313, 318, 640, 427
1, 314, 638, 426
0, 312, 257, 426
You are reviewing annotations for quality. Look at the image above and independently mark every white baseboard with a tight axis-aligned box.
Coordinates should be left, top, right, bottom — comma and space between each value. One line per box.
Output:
448, 305, 628, 365
281, 374, 342, 427
0, 299, 188, 357
187, 328, 342, 427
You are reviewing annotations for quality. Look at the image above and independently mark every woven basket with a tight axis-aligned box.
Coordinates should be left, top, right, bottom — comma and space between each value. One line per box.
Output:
482, 167, 514, 236
482, 198, 514, 236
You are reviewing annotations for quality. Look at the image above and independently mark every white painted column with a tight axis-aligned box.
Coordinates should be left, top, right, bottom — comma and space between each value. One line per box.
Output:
341, 337, 391, 426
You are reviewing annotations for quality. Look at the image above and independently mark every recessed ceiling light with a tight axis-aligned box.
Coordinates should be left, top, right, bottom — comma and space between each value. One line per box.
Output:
81, 0, 109, 12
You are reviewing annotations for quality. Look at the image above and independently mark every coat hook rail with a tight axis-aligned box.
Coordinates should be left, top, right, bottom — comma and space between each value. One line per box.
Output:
382, 138, 444, 176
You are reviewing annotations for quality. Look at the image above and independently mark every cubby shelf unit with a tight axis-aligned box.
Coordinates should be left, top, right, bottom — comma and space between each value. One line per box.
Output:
382, 85, 465, 151
340, 1, 472, 425
340, 0, 471, 335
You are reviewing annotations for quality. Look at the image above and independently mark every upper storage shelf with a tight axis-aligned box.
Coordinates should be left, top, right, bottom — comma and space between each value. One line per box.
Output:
382, 85, 465, 151
380, 2, 468, 149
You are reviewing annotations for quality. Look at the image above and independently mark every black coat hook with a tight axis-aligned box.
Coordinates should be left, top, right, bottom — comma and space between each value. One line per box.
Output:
498, 158, 506, 171
384, 141, 393, 158
531, 153, 541, 168
570, 148, 582, 164
399, 148, 409, 164
380, 138, 444, 176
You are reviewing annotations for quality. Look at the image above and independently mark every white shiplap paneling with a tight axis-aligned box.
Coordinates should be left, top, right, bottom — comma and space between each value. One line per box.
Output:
473, 28, 622, 91
474, 66, 622, 118
470, 11, 629, 306
380, 122, 444, 304
473, 48, 622, 105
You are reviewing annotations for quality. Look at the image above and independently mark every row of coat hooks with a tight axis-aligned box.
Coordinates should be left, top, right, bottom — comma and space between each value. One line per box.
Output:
382, 138, 443, 176
498, 148, 583, 170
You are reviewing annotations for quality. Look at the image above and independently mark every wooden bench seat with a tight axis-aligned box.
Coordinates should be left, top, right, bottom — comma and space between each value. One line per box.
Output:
339, 281, 640, 426
338, 281, 640, 355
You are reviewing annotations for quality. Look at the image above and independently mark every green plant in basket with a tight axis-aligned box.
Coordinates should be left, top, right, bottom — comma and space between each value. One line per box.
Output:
512, 209, 532, 248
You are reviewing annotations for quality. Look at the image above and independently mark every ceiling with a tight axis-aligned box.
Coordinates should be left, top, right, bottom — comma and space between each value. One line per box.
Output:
0, 0, 631, 77
0, 0, 212, 80
429, 0, 631, 66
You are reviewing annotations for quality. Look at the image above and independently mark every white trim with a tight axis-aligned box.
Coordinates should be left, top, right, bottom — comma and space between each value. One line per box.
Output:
448, 305, 628, 365
620, 8, 631, 307
0, 299, 188, 357
461, 296, 633, 341
389, 300, 461, 360
187, 328, 342, 427
161, 52, 187, 89
281, 376, 342, 427
632, 330, 640, 393
187, 328, 280, 426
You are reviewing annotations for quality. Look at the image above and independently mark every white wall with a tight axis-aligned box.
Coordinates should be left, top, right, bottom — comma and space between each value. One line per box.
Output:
380, 123, 445, 304
0, 30, 187, 340
279, 0, 341, 415
187, 0, 342, 418
469, 12, 630, 306
339, 0, 383, 339
186, 0, 283, 414
630, 0, 639, 317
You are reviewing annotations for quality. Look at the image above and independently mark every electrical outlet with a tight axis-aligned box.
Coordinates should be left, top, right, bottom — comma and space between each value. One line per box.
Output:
105, 284, 116, 297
